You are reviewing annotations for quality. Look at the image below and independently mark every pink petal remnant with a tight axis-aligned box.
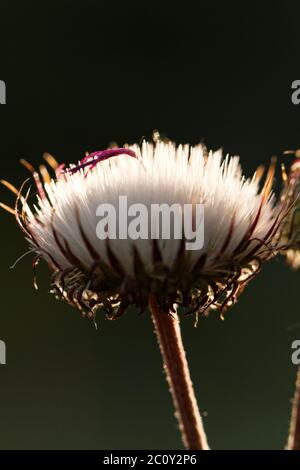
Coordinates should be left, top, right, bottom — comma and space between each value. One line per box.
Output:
56, 164, 66, 179
68, 148, 137, 176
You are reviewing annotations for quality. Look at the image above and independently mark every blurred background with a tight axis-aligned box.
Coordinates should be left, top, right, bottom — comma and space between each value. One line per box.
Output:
0, 0, 300, 449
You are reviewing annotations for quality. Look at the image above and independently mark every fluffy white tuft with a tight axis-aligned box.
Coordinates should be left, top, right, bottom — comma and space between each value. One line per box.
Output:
26, 141, 277, 275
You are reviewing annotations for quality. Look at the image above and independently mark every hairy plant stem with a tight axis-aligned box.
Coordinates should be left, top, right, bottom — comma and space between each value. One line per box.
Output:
149, 294, 209, 450
286, 366, 300, 450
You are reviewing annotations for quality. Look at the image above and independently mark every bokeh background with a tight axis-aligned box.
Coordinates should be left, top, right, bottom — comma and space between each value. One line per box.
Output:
0, 0, 300, 449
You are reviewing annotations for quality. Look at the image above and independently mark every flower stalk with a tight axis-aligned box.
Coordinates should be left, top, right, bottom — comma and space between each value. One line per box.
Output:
149, 294, 209, 450
287, 366, 300, 450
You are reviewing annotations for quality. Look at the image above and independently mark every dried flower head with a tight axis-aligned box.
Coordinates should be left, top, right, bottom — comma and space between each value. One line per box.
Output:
1, 140, 292, 321
279, 150, 300, 269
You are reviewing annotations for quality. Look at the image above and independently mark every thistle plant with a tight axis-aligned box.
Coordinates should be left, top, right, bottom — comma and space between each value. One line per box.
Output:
279, 149, 300, 269
1, 137, 297, 449
278, 149, 300, 451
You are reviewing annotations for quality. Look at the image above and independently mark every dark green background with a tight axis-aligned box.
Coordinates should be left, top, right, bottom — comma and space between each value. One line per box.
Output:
0, 0, 299, 449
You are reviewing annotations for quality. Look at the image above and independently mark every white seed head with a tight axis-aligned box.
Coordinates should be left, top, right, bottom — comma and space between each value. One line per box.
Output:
28, 142, 276, 271
3, 140, 289, 319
